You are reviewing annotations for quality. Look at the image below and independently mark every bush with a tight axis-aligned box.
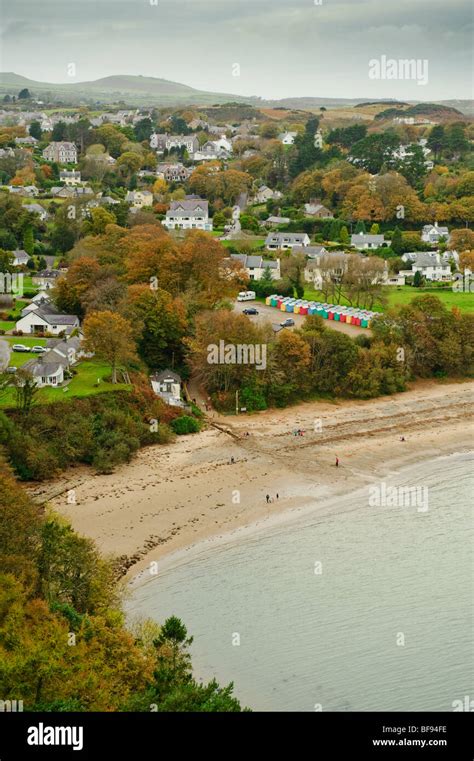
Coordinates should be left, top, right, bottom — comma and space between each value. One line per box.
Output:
170, 415, 201, 435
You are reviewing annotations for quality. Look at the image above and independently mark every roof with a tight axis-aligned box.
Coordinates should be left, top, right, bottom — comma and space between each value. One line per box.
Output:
150, 369, 182, 383
266, 216, 290, 224
265, 232, 308, 244
230, 254, 279, 269
23, 358, 63, 376
167, 199, 209, 215
351, 233, 385, 245
30, 308, 79, 325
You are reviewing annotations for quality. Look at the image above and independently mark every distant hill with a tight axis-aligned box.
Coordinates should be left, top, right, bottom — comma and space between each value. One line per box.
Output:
0, 72, 472, 115
375, 102, 465, 121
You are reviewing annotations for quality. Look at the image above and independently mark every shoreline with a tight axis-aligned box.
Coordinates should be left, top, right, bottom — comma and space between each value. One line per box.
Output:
29, 379, 474, 585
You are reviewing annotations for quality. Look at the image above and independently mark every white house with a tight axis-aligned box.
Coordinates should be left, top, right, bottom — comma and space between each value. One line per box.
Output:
421, 223, 449, 244
278, 131, 297, 145
150, 369, 183, 407
400, 252, 451, 281
351, 232, 387, 250
163, 198, 212, 231
25, 203, 50, 221
16, 307, 80, 336
150, 133, 199, 154
59, 170, 82, 186
230, 254, 280, 281
22, 357, 64, 388
12, 249, 31, 267
125, 190, 153, 208
294, 244, 328, 259
265, 232, 310, 250
32, 270, 62, 289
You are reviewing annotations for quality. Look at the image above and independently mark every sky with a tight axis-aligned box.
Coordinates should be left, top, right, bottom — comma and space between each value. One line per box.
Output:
0, 0, 472, 101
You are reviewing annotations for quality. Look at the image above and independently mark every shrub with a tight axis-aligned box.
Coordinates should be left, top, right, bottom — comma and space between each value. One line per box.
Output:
170, 416, 200, 435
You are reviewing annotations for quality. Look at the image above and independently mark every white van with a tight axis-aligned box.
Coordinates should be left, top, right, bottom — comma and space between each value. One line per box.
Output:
237, 291, 256, 302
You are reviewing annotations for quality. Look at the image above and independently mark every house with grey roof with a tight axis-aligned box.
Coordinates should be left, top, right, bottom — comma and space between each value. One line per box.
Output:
421, 223, 449, 244
24, 203, 50, 221
163, 198, 212, 231
265, 232, 310, 250
32, 270, 63, 289
16, 307, 79, 336
22, 356, 64, 387
351, 232, 387, 249
230, 254, 280, 281
293, 244, 328, 259
400, 252, 451, 281
304, 201, 332, 219
43, 141, 77, 164
12, 250, 31, 267
264, 216, 291, 227
59, 170, 82, 185
150, 133, 199, 154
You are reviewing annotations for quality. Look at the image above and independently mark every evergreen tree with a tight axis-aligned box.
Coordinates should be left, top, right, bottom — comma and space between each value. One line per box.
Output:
355, 220, 366, 234
339, 225, 350, 245
22, 225, 34, 255
391, 227, 403, 255
427, 125, 445, 159
18, 88, 31, 100
29, 121, 42, 140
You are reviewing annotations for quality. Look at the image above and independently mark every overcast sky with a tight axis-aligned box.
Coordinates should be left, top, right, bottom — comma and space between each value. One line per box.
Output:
1, 0, 472, 101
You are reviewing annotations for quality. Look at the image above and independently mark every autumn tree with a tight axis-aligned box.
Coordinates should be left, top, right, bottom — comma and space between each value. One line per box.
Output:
83, 310, 138, 383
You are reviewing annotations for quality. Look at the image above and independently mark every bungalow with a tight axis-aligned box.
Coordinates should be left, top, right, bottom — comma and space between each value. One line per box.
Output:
230, 254, 280, 281
163, 198, 212, 231
8, 185, 39, 198
304, 201, 332, 219
294, 244, 328, 259
265, 232, 310, 250
125, 190, 153, 208
421, 223, 449, 244
46, 336, 89, 365
50, 186, 93, 199
12, 249, 31, 267
150, 369, 184, 407
16, 307, 79, 336
22, 357, 64, 388
264, 216, 291, 227
351, 233, 386, 250
15, 136, 38, 146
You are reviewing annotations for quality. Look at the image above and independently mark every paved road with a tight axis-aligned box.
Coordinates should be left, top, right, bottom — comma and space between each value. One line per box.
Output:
234, 300, 370, 337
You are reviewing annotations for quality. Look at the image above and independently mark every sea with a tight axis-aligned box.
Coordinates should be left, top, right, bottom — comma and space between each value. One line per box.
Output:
126, 451, 473, 711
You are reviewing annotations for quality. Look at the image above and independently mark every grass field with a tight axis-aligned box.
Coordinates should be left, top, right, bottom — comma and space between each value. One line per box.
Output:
302, 285, 474, 314
0, 358, 131, 408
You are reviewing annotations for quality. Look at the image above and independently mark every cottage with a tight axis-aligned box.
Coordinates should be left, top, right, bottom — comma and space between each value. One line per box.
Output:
351, 232, 386, 250
59, 170, 82, 186
150, 369, 183, 407
265, 232, 310, 250
42, 141, 78, 164
229, 254, 280, 281
24, 203, 50, 221
163, 198, 212, 231
264, 216, 290, 227
293, 244, 328, 259
253, 186, 283, 204
12, 249, 31, 267
22, 357, 64, 387
303, 201, 332, 219
421, 223, 449, 244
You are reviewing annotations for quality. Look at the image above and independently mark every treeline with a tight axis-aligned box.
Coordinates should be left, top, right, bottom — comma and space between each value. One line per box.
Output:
0, 382, 200, 481
186, 296, 474, 411
0, 457, 244, 711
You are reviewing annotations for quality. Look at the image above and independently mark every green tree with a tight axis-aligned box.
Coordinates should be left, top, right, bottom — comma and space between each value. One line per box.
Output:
18, 88, 31, 100
391, 227, 403, 255
29, 121, 42, 140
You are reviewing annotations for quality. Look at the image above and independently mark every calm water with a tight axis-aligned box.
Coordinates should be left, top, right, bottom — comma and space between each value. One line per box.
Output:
127, 452, 474, 711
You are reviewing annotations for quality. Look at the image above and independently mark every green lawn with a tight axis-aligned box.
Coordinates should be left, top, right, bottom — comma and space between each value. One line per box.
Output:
1, 336, 48, 367
0, 358, 131, 408
303, 285, 474, 314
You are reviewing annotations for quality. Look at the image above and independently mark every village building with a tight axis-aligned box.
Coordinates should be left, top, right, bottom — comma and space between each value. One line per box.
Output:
150, 369, 184, 407
229, 254, 280, 281
42, 141, 78, 163
265, 232, 310, 250
163, 198, 212, 231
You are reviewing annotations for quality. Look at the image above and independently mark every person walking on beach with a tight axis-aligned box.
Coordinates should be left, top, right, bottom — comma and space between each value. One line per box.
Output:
335, 456, 339, 467
276, 493, 279, 500
266, 494, 270, 503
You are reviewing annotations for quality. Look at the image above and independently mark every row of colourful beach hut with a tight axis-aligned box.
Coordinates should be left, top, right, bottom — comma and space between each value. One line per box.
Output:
265, 295, 379, 328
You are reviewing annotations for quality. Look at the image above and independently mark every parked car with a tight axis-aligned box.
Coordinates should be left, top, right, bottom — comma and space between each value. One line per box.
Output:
6, 366, 17, 374
280, 318, 295, 327
12, 344, 31, 352
243, 307, 259, 315
31, 346, 47, 353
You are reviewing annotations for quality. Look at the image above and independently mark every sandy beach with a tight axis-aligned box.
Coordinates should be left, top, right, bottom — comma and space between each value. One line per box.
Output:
29, 379, 473, 582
